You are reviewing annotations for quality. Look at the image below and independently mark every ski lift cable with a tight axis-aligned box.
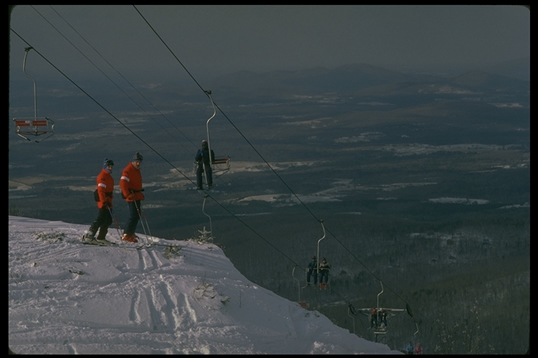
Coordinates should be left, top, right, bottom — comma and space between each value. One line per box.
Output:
48, 5, 198, 151
13, 24, 407, 316
10, 36, 373, 327
9, 30, 299, 269
10, 29, 193, 184
29, 5, 197, 154
133, 5, 205, 94
133, 6, 319, 203
18, 8, 406, 307
117, 7, 419, 330
10, 34, 308, 282
132, 6, 326, 216
14, 36, 421, 340
132, 5, 417, 312
9, 25, 297, 275
131, 6, 361, 246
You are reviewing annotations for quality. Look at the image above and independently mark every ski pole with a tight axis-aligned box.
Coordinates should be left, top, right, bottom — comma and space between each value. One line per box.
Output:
108, 207, 123, 241
133, 199, 150, 246
132, 191, 152, 241
140, 209, 153, 245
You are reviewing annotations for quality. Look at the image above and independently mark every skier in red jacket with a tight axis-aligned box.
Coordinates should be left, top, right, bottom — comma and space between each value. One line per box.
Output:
82, 158, 115, 245
120, 152, 145, 243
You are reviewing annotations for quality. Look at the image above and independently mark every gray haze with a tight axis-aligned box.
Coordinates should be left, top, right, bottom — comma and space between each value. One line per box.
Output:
9, 5, 530, 82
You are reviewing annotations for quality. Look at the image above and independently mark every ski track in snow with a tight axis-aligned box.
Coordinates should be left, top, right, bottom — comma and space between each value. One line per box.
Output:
9, 216, 402, 354
9, 221, 236, 352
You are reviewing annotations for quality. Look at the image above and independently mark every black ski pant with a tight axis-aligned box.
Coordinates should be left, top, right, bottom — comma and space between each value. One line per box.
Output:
307, 270, 318, 284
124, 200, 141, 236
88, 207, 113, 240
196, 163, 213, 188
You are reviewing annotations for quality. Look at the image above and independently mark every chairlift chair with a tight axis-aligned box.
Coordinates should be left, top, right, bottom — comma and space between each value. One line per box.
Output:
357, 281, 406, 342
193, 156, 231, 179
292, 265, 308, 309
12, 47, 55, 142
212, 156, 231, 178
13, 117, 55, 142
201, 90, 231, 181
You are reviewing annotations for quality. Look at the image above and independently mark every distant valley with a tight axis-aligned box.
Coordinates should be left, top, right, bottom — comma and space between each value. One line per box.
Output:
9, 61, 530, 353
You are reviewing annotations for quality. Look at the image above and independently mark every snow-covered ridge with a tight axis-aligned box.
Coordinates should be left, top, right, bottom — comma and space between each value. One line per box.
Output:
8, 215, 401, 354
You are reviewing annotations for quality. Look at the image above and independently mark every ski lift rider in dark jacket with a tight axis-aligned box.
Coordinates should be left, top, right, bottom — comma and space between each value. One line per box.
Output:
306, 256, 318, 286
195, 140, 215, 190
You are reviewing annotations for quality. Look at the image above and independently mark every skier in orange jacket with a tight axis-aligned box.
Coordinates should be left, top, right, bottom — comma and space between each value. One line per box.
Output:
83, 158, 115, 245
120, 152, 145, 243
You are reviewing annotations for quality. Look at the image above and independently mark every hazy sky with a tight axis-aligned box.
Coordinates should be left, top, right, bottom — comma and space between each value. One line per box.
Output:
9, 5, 530, 82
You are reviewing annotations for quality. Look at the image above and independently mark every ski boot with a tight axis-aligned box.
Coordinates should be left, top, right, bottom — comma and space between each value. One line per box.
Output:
82, 232, 97, 244
122, 233, 139, 243
95, 236, 113, 246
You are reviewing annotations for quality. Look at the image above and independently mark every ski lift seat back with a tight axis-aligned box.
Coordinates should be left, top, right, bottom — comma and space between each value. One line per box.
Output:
213, 157, 229, 165
13, 47, 55, 143
212, 156, 231, 174
192, 156, 231, 178
13, 117, 55, 141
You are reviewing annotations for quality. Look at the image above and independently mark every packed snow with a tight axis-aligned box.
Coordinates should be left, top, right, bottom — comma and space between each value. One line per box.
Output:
8, 215, 402, 354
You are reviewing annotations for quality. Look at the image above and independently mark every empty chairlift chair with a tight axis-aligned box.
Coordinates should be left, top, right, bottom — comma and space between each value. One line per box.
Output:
12, 47, 55, 142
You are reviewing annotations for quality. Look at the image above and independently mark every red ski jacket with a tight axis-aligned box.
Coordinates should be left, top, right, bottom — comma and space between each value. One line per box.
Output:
120, 162, 144, 202
96, 168, 114, 209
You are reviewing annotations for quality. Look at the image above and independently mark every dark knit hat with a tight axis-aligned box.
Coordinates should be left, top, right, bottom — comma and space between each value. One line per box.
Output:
132, 152, 143, 162
103, 158, 114, 167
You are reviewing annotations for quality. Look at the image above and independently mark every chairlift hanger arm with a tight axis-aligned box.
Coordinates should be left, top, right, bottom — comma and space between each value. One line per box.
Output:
204, 90, 216, 156
201, 194, 213, 238
291, 265, 303, 302
200, 90, 232, 178
23, 47, 38, 119
13, 48, 55, 143
316, 220, 325, 274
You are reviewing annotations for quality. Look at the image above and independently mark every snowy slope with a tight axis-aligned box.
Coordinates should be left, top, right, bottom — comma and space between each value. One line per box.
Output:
8, 215, 402, 354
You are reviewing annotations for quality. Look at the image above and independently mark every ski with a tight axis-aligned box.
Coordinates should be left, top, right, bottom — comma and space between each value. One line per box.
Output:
79, 235, 183, 251
81, 237, 117, 247
80, 240, 146, 250
81, 235, 146, 249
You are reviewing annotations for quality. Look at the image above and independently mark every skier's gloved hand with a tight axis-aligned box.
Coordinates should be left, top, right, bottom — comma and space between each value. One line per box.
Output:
104, 201, 112, 208
127, 193, 134, 201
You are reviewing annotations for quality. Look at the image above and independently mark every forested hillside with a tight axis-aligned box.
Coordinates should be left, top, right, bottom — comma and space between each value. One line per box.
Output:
216, 211, 530, 354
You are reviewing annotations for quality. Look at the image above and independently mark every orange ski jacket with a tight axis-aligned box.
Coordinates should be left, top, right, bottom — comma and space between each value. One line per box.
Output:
120, 162, 144, 202
96, 168, 114, 209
